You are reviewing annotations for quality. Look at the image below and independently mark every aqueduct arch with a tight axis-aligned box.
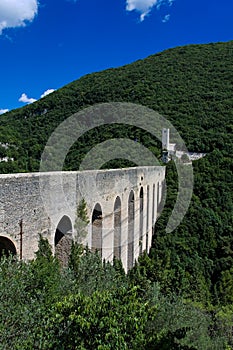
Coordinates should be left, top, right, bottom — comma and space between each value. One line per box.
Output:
91, 203, 103, 256
0, 236, 17, 258
128, 190, 135, 270
0, 166, 166, 270
139, 187, 144, 255
146, 185, 150, 252
54, 215, 73, 265
152, 183, 156, 230
114, 196, 121, 260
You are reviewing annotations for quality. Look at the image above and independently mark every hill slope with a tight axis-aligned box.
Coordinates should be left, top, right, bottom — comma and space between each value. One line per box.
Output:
0, 40, 232, 172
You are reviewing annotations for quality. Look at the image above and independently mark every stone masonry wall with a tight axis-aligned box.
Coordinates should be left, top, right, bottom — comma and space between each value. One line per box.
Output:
0, 166, 165, 270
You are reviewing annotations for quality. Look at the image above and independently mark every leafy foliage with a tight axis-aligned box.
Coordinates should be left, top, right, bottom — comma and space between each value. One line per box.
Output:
0, 239, 231, 349
74, 198, 89, 243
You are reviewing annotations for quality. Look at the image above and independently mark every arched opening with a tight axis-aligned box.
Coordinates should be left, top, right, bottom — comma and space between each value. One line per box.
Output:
139, 187, 144, 255
55, 215, 73, 266
92, 203, 103, 257
0, 236, 16, 258
114, 196, 121, 260
146, 185, 149, 252
152, 184, 155, 233
161, 179, 166, 207
128, 190, 135, 270
157, 182, 160, 209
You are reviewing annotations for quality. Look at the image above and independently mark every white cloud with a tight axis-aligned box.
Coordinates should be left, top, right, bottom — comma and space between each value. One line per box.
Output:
0, 0, 38, 34
19, 93, 37, 104
0, 109, 9, 115
126, 0, 174, 21
162, 14, 170, 23
40, 89, 56, 98
18, 89, 56, 105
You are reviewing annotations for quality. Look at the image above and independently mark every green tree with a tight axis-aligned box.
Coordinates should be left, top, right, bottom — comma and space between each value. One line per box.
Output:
74, 198, 89, 243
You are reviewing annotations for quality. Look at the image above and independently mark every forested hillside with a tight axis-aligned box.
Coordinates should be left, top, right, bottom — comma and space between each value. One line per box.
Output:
0, 40, 232, 172
0, 41, 232, 348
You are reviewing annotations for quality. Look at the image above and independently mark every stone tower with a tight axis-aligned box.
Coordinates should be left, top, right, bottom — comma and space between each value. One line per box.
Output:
162, 128, 170, 150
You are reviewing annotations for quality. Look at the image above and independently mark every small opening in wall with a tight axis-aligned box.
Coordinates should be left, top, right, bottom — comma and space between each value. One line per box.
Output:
141, 176, 143, 181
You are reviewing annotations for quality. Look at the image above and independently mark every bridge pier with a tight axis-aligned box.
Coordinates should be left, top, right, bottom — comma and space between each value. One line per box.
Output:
102, 203, 114, 263
146, 185, 153, 254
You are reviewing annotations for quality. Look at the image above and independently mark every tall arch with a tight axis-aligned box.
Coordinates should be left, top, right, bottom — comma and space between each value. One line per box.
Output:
157, 182, 160, 210
146, 185, 149, 252
139, 187, 144, 255
55, 215, 73, 266
114, 196, 121, 260
152, 183, 155, 232
92, 203, 103, 257
0, 236, 16, 258
128, 190, 135, 270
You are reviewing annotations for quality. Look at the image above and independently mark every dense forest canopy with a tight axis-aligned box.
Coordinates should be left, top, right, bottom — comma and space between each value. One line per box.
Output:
0, 41, 232, 348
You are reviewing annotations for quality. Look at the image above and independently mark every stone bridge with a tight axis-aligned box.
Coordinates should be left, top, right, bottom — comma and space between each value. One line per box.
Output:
0, 166, 165, 271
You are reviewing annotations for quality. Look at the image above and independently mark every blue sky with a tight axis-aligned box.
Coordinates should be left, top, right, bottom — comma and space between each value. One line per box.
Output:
0, 0, 232, 114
